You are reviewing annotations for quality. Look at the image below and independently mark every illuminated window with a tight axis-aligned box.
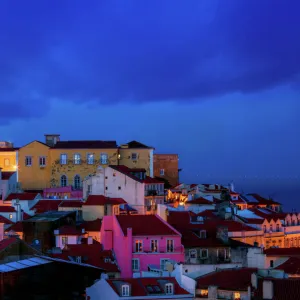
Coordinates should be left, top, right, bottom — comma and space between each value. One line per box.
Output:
9, 214, 13, 219
234, 292, 241, 299
135, 240, 143, 252
166, 239, 174, 252
100, 153, 108, 164
87, 153, 94, 164
151, 240, 159, 252
60, 154, 67, 164
200, 289, 208, 296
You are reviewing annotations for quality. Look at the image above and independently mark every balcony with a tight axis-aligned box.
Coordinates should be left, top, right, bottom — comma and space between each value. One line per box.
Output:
133, 245, 184, 254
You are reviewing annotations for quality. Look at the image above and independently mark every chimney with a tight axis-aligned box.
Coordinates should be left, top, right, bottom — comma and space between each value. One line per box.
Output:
44, 134, 60, 147
263, 280, 274, 299
87, 236, 93, 245
251, 273, 258, 289
216, 226, 228, 243
0, 222, 4, 241
16, 202, 22, 222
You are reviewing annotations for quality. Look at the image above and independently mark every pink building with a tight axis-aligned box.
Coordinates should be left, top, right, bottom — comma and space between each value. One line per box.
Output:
43, 186, 83, 199
101, 214, 184, 277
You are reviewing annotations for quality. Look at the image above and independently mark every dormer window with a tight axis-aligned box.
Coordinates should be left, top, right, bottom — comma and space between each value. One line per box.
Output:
121, 284, 130, 297
197, 216, 204, 222
165, 283, 174, 295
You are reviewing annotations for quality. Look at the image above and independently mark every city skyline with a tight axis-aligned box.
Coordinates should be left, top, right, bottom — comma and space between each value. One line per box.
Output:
1, 0, 300, 183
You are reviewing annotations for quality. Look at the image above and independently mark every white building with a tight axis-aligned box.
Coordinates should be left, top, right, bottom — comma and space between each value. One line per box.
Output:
0, 170, 17, 201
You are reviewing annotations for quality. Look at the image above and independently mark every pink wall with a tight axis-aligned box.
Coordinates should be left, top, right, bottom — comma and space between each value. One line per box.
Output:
101, 215, 184, 278
43, 186, 83, 199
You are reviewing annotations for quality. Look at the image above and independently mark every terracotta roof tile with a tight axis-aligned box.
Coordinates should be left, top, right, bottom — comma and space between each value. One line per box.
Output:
0, 206, 16, 212
56, 225, 83, 236
0, 148, 19, 152
196, 268, 257, 291
122, 141, 153, 149
5, 192, 39, 201
0, 237, 18, 251
1, 172, 15, 180
6, 221, 23, 232
79, 219, 102, 232
275, 257, 300, 275
0, 215, 14, 225
107, 277, 190, 297
59, 200, 83, 208
264, 247, 300, 256
31, 200, 62, 213
186, 197, 213, 205
52, 140, 117, 149
116, 215, 179, 236
84, 195, 127, 206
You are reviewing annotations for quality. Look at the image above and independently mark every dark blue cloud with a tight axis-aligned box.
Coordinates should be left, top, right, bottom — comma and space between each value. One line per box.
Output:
1, 0, 300, 123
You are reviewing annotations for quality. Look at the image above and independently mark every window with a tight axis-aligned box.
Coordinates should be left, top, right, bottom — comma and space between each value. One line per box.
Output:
4, 158, 10, 166
276, 224, 280, 232
39, 156, 46, 166
263, 225, 267, 233
234, 292, 241, 299
189, 249, 197, 259
73, 153, 81, 164
160, 169, 165, 176
200, 249, 208, 258
160, 259, 169, 271
87, 153, 94, 164
25, 156, 32, 166
104, 257, 111, 263
76, 256, 81, 263
118, 186, 121, 190
131, 153, 138, 160
151, 240, 158, 252
61, 175, 67, 187
200, 230, 206, 239
166, 239, 174, 252
100, 153, 108, 164
62, 236, 68, 245
200, 290, 208, 297
60, 154, 67, 164
9, 214, 13, 219
270, 260, 274, 268
165, 283, 173, 295
135, 240, 143, 252
74, 175, 81, 189
121, 285, 130, 297
132, 259, 139, 271
270, 225, 273, 232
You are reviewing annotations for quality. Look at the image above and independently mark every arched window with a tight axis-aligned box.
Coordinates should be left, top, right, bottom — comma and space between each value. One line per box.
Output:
74, 175, 81, 189
61, 175, 67, 187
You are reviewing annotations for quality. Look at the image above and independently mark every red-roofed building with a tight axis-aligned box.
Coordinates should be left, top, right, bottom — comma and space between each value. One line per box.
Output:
101, 214, 184, 277
31, 200, 62, 214
0, 171, 17, 201
79, 219, 102, 242
86, 276, 193, 299
58, 200, 84, 221
196, 268, 257, 299
275, 257, 300, 277
82, 195, 127, 221
54, 225, 86, 249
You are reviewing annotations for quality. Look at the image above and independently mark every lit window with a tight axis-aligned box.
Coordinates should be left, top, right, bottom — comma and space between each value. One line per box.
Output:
132, 259, 139, 271
165, 283, 173, 295
160, 169, 165, 176
87, 153, 94, 164
135, 240, 143, 252
121, 285, 130, 297
73, 154, 81, 164
166, 239, 174, 252
60, 154, 67, 165
4, 158, 10, 166
74, 175, 81, 189
160, 259, 169, 271
25, 156, 32, 166
151, 240, 159, 252
61, 175, 67, 187
200, 289, 208, 296
234, 292, 241, 299
131, 153, 138, 160
100, 153, 108, 164
9, 214, 13, 219
39, 156, 46, 166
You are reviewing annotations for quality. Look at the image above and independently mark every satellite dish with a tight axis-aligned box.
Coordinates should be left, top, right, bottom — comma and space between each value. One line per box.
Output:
34, 239, 40, 245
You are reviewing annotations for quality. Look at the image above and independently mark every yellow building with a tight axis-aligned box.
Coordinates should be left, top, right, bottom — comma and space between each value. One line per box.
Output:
0, 141, 18, 172
17, 135, 154, 191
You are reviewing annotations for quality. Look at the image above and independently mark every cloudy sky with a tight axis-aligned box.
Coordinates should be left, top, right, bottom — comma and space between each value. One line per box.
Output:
1, 0, 300, 184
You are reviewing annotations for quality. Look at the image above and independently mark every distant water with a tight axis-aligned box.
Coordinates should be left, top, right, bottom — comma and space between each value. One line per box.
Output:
213, 178, 300, 212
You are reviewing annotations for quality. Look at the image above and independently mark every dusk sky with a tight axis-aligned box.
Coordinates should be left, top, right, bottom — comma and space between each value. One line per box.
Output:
1, 0, 300, 185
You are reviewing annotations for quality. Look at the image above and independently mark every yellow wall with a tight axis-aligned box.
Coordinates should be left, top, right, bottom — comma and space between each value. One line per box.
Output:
0, 151, 17, 172
18, 141, 51, 190
49, 148, 118, 188
119, 148, 151, 175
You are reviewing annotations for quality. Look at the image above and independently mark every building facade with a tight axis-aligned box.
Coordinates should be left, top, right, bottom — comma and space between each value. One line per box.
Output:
154, 154, 179, 187
0, 142, 18, 173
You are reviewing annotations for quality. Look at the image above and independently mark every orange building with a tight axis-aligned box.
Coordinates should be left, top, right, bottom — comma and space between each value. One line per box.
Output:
153, 154, 179, 187
0, 141, 18, 172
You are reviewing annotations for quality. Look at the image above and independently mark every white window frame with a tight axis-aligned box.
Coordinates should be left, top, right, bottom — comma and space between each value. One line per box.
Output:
100, 153, 108, 164
135, 240, 143, 252
61, 175, 68, 187
200, 248, 208, 258
132, 258, 140, 271
9, 214, 13, 219
160, 169, 165, 176
131, 153, 138, 160
74, 174, 81, 189
150, 239, 159, 252
87, 153, 95, 165
166, 239, 174, 252
73, 153, 81, 165
189, 249, 197, 259
160, 258, 170, 271
60, 154, 67, 165
121, 285, 130, 297
25, 156, 32, 166
39, 156, 46, 166
165, 283, 173, 295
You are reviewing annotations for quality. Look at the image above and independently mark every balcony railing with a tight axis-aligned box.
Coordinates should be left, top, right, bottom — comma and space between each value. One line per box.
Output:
133, 246, 184, 254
